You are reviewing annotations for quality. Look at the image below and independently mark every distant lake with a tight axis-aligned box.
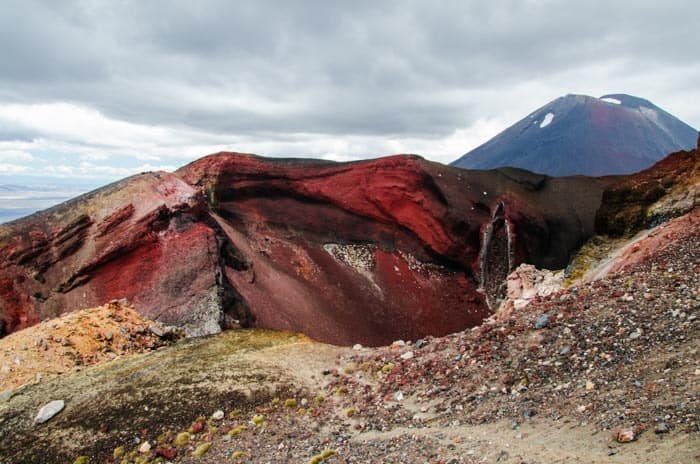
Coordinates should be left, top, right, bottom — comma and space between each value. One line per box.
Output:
0, 185, 89, 225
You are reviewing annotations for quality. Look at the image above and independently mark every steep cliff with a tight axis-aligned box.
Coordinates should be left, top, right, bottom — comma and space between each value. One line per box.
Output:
0, 154, 611, 345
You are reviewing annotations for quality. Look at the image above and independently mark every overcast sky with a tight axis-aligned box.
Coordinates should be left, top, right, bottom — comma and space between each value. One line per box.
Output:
0, 0, 698, 185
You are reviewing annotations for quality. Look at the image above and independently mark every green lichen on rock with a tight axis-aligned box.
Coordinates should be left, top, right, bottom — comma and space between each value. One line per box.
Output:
174, 431, 191, 447
228, 425, 247, 436
73, 457, 89, 464
284, 398, 298, 408
381, 363, 395, 373
231, 450, 245, 460
113, 446, 125, 459
310, 449, 336, 464
193, 442, 211, 457
564, 235, 620, 285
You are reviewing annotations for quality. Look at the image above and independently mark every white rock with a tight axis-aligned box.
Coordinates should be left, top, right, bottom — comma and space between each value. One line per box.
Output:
212, 409, 224, 420
139, 441, 151, 453
400, 351, 414, 360
393, 391, 404, 402
34, 400, 65, 424
352, 344, 363, 350
498, 264, 564, 315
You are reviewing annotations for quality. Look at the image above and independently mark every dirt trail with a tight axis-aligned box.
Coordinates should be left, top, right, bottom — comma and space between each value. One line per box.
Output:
355, 419, 700, 464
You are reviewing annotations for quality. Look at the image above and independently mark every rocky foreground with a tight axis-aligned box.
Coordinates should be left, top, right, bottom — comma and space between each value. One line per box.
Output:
1, 204, 697, 463
1, 145, 698, 462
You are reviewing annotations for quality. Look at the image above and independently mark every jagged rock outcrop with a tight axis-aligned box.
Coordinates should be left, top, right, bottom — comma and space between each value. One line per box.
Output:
0, 153, 612, 345
595, 144, 699, 236
0, 173, 246, 338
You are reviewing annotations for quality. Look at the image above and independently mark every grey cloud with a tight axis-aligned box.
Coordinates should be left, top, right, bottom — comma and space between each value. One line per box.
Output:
0, 0, 698, 144
0, 123, 39, 142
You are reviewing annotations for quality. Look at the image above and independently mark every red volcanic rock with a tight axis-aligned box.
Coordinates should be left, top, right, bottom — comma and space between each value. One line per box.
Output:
0, 153, 613, 345
0, 172, 242, 337
174, 153, 610, 344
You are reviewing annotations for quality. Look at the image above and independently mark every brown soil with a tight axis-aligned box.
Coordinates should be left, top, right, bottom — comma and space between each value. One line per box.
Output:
0, 301, 174, 392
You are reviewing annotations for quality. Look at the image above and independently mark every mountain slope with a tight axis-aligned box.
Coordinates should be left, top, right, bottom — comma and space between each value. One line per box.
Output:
0, 154, 611, 345
452, 93, 697, 176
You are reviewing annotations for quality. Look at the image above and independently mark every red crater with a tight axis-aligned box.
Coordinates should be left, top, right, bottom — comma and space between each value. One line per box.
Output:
1, 153, 614, 345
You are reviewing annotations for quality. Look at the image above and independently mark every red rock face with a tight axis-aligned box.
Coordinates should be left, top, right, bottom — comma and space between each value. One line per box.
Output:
0, 173, 236, 337
0, 153, 613, 345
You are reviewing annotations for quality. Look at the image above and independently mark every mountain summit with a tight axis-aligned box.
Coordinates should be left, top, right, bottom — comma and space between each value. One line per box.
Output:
451, 93, 698, 176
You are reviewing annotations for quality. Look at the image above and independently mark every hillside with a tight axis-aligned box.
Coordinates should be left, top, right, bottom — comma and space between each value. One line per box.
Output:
0, 154, 611, 346
0, 188, 697, 463
0, 145, 698, 462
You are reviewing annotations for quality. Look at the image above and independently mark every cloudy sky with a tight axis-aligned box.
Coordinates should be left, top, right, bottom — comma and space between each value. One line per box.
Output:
0, 0, 698, 185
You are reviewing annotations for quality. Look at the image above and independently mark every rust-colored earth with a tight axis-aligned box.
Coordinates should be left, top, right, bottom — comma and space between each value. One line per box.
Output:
0, 301, 173, 391
0, 153, 616, 345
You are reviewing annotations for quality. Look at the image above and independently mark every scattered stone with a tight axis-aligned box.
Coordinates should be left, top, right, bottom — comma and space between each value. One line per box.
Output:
496, 450, 509, 462
612, 428, 635, 443
400, 351, 414, 360
191, 420, 205, 433
34, 400, 65, 424
0, 390, 12, 402
352, 344, 363, 350
393, 391, 404, 402
156, 447, 177, 459
212, 410, 224, 420
139, 441, 151, 453
535, 313, 550, 329
654, 422, 670, 434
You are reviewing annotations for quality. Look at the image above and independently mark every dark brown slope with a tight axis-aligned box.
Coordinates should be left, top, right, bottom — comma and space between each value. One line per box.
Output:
0, 154, 611, 345
596, 141, 700, 236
